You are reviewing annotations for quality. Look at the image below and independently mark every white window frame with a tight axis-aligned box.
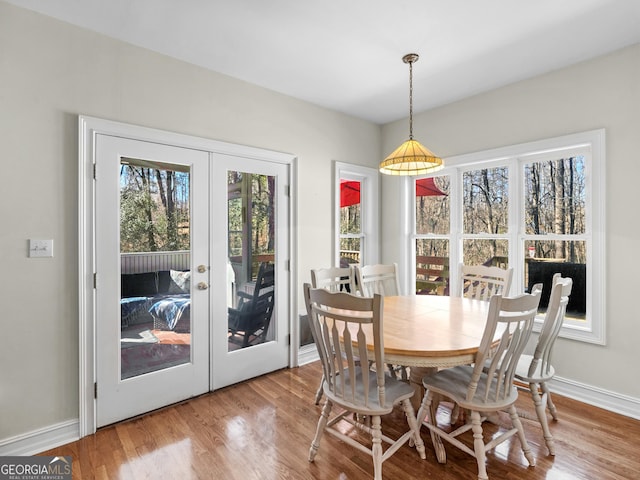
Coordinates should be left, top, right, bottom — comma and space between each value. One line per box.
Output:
334, 162, 380, 266
404, 129, 606, 345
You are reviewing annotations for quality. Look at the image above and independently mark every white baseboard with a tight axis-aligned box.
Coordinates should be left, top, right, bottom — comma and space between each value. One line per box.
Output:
549, 376, 640, 420
298, 344, 319, 366
2, 373, 637, 456
0, 420, 79, 456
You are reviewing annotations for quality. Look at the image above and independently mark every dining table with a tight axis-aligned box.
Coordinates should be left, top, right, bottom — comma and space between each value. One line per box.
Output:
364, 294, 496, 409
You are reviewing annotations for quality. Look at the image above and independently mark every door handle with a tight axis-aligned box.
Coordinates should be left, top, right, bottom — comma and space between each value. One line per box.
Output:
197, 281, 209, 290
197, 264, 208, 273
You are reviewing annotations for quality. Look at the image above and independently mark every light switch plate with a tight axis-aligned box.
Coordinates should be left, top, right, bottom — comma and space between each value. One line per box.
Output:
29, 239, 54, 258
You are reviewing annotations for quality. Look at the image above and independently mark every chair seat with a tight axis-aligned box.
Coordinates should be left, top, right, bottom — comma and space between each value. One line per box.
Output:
423, 365, 519, 412
324, 367, 415, 416
514, 354, 556, 383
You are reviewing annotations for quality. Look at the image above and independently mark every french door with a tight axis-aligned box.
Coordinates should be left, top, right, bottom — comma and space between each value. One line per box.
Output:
95, 135, 210, 426
211, 154, 290, 389
91, 128, 291, 427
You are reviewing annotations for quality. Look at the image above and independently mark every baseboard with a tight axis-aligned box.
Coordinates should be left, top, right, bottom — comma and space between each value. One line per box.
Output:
2, 373, 637, 456
0, 419, 79, 456
297, 344, 319, 366
550, 376, 640, 420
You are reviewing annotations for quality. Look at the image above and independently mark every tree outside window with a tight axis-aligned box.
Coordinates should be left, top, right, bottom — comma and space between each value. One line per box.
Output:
411, 130, 604, 343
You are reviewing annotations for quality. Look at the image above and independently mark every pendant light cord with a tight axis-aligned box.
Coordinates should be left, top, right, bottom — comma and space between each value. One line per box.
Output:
408, 58, 414, 140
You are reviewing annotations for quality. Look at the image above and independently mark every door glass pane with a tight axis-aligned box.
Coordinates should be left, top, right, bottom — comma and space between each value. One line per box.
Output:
227, 171, 276, 350
119, 158, 191, 380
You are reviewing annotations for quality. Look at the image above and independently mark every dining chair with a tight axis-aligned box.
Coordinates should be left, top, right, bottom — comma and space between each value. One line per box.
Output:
443, 263, 514, 423
459, 264, 513, 300
354, 263, 406, 380
311, 266, 355, 293
515, 273, 572, 456
417, 286, 542, 480
303, 283, 426, 480
310, 266, 357, 404
355, 263, 401, 297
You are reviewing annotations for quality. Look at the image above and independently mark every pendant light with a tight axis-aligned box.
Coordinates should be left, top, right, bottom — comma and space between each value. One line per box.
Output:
380, 53, 444, 176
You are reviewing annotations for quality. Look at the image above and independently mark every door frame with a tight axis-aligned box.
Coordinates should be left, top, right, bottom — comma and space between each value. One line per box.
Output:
79, 115, 298, 437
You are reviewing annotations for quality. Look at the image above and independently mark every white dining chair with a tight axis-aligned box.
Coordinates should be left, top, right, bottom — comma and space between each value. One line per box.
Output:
459, 264, 513, 300
515, 273, 572, 455
303, 284, 426, 480
417, 286, 542, 480
311, 266, 355, 293
310, 266, 357, 404
445, 263, 514, 423
354, 263, 406, 380
354, 263, 401, 297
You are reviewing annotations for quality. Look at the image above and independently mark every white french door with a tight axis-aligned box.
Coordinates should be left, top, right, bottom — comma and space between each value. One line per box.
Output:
95, 135, 210, 427
210, 153, 290, 389
89, 126, 292, 428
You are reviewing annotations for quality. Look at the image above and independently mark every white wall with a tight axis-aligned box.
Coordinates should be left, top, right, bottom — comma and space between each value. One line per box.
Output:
382, 43, 640, 402
0, 2, 380, 443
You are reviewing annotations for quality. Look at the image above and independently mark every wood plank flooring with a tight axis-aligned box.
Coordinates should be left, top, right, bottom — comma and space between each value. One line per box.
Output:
42, 362, 640, 479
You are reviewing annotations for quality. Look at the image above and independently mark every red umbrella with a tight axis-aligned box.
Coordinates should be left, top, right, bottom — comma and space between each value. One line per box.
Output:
340, 178, 446, 208
340, 181, 361, 208
416, 177, 447, 197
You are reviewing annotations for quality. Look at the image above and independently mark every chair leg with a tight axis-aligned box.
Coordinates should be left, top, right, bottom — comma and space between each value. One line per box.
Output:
371, 415, 383, 480
309, 400, 332, 462
401, 398, 426, 459
470, 410, 489, 480
530, 382, 555, 455
541, 381, 558, 420
314, 375, 324, 405
508, 404, 536, 467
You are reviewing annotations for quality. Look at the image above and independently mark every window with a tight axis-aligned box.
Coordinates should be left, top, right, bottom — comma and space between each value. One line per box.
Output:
408, 130, 605, 344
334, 162, 379, 267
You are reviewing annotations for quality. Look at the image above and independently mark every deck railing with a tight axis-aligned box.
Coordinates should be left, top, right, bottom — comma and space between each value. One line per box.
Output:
121, 250, 190, 274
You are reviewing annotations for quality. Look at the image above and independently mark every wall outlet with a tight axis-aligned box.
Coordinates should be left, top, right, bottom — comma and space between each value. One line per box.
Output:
29, 239, 54, 258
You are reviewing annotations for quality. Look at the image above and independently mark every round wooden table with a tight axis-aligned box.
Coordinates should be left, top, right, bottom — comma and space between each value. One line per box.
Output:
376, 295, 493, 408
379, 295, 491, 368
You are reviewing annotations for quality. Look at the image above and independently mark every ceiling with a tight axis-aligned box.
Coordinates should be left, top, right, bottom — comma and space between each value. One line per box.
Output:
6, 0, 640, 124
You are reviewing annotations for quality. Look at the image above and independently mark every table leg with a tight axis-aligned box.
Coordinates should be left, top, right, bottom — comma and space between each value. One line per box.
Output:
409, 366, 437, 412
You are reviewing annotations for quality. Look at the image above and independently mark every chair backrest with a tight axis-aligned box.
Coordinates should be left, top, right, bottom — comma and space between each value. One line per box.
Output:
530, 273, 573, 377
459, 264, 513, 301
355, 263, 401, 297
303, 283, 386, 409
246, 261, 275, 306
469, 285, 542, 404
311, 266, 354, 293
228, 263, 275, 342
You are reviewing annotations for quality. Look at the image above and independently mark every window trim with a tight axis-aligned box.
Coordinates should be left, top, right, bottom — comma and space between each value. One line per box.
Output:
334, 162, 380, 266
403, 129, 606, 345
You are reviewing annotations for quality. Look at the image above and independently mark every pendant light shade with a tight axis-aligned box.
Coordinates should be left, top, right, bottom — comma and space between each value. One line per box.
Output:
380, 53, 444, 176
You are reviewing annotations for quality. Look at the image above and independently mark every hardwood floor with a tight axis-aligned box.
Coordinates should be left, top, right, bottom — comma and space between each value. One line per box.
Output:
42, 362, 640, 479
